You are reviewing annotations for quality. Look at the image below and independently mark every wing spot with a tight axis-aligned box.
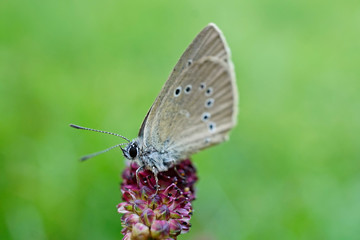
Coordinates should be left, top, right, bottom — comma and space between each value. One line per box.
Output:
180, 109, 190, 118
199, 83, 206, 91
201, 112, 211, 122
187, 59, 193, 66
184, 85, 192, 94
208, 122, 216, 133
205, 98, 214, 108
205, 138, 211, 144
205, 87, 213, 96
174, 86, 182, 97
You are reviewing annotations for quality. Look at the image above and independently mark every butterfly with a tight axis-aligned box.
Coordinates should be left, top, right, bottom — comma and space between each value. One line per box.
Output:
71, 23, 238, 188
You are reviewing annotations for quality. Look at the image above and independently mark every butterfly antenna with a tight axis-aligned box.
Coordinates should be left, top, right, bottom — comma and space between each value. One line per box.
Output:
80, 143, 127, 161
70, 124, 130, 142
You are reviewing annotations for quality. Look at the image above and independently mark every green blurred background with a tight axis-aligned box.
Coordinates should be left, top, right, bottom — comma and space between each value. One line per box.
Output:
1, 0, 359, 239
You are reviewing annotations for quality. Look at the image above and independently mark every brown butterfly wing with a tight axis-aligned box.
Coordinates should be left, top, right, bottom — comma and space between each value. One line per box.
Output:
139, 23, 238, 159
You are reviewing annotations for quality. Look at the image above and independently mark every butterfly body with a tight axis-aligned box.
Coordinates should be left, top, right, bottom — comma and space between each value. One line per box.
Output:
122, 138, 182, 174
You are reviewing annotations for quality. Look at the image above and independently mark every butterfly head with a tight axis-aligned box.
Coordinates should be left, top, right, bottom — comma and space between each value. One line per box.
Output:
122, 140, 140, 160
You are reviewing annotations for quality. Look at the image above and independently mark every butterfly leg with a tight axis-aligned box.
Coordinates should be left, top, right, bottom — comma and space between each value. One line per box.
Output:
174, 165, 186, 180
135, 166, 144, 186
152, 167, 160, 195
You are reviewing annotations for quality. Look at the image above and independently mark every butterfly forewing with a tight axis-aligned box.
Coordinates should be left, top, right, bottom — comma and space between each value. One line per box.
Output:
144, 23, 232, 114
168, 23, 231, 81
140, 23, 238, 160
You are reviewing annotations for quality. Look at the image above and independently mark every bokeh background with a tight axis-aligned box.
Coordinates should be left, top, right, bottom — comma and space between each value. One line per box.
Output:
1, 0, 359, 239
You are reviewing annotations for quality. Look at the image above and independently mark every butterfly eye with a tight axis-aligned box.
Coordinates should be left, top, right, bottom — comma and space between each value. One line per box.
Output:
129, 145, 137, 158
174, 86, 182, 97
184, 85, 192, 94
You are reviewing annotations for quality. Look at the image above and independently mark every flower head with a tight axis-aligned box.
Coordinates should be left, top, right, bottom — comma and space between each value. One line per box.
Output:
118, 159, 198, 240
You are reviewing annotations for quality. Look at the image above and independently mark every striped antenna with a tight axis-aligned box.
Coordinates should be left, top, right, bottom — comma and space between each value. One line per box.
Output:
79, 143, 127, 161
70, 124, 130, 142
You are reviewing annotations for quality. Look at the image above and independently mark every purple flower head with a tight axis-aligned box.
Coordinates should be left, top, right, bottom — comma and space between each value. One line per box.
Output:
118, 159, 198, 240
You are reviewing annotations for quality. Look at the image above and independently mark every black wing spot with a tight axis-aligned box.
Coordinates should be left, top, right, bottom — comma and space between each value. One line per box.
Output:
208, 122, 216, 133
201, 112, 211, 122
174, 86, 182, 97
206, 87, 213, 96
185, 85, 192, 94
205, 98, 214, 108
